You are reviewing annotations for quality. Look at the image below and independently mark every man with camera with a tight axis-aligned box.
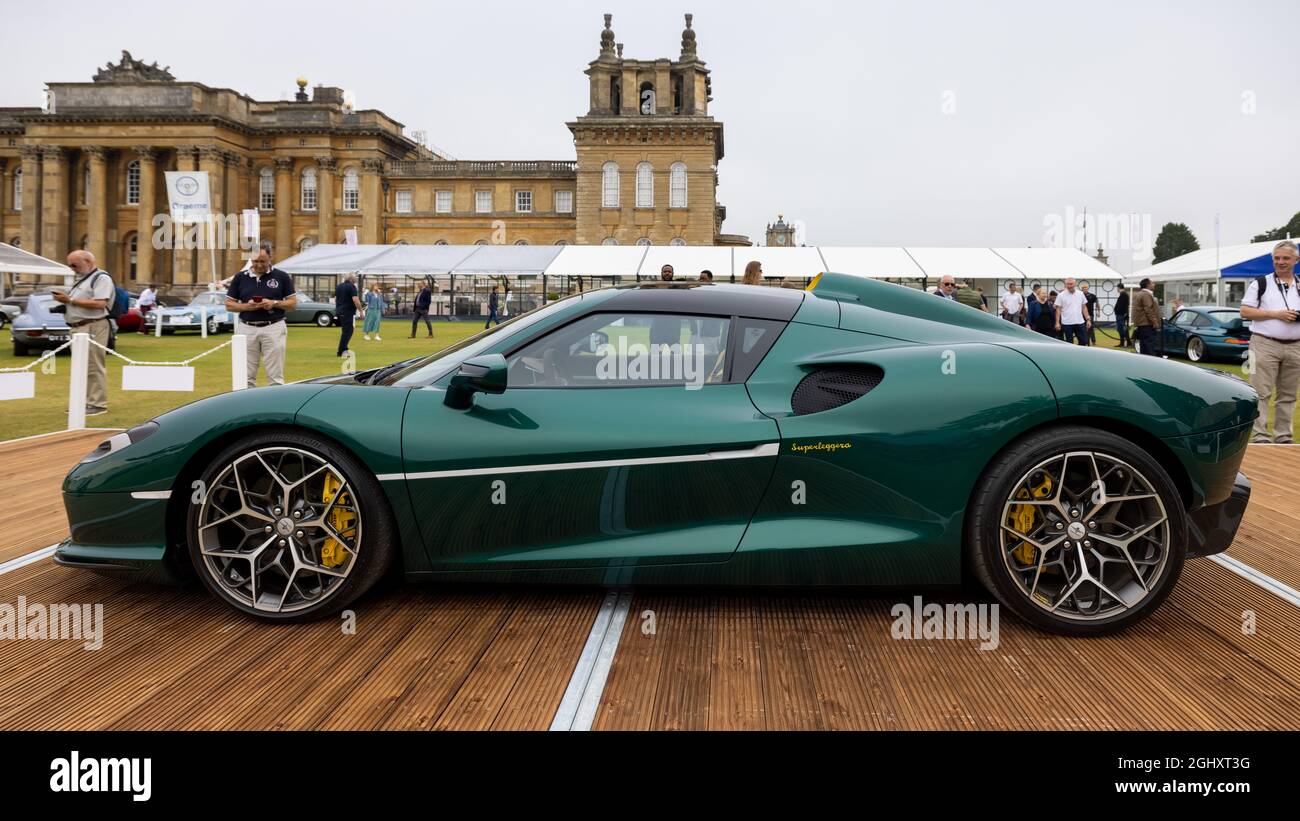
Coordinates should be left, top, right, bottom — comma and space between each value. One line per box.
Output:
225, 247, 297, 388
1242, 240, 1300, 444
53, 250, 115, 417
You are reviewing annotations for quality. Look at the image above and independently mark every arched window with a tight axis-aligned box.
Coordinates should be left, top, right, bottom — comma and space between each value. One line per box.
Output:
669, 162, 688, 208
259, 167, 275, 211
435, 240, 449, 246
601, 237, 619, 246
12, 169, 20, 211
669, 237, 686, 247
601, 162, 619, 208
555, 239, 569, 246
474, 239, 489, 245
342, 167, 360, 211
395, 239, 410, 245
514, 238, 530, 246
635, 237, 651, 246
301, 168, 317, 211
635, 162, 653, 208
299, 236, 316, 252
125, 159, 141, 205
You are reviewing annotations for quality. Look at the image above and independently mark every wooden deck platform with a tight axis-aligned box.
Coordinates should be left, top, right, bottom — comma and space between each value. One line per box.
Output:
0, 430, 1297, 730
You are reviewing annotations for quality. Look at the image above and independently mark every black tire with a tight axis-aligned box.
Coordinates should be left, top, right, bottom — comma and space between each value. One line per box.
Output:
13, 340, 30, 356
967, 425, 1186, 636
185, 429, 396, 622
314, 312, 332, 327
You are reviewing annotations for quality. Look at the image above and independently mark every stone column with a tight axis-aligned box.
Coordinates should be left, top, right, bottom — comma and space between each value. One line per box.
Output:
40, 146, 69, 260
196, 145, 226, 283
273, 157, 293, 260
18, 146, 40, 250
173, 145, 198, 285
316, 156, 336, 244
360, 159, 384, 244
134, 146, 158, 284
82, 146, 110, 267
0, 159, 7, 216
222, 152, 246, 275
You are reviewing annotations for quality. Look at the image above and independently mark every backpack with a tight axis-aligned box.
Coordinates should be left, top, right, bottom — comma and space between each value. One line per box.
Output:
90, 272, 129, 320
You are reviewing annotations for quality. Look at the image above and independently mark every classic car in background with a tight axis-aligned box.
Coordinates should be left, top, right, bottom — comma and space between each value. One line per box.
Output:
1159, 306, 1252, 363
143, 292, 233, 335
0, 299, 20, 330
11, 292, 75, 355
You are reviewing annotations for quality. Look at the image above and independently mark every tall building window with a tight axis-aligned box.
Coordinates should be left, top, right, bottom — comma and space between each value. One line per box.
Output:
83, 164, 91, 206
126, 159, 141, 205
554, 190, 573, 213
342, 168, 359, 211
259, 167, 275, 211
670, 162, 688, 208
395, 190, 412, 213
301, 168, 317, 211
435, 190, 452, 213
127, 234, 138, 279
515, 190, 532, 213
635, 162, 653, 208
12, 169, 20, 211
475, 190, 492, 213
601, 162, 619, 208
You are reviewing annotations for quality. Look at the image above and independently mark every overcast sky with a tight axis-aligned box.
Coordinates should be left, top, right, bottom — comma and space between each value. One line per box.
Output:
4, 0, 1297, 272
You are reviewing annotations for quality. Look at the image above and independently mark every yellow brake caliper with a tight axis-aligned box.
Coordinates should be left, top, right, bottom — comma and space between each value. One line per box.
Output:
1009, 472, 1053, 567
320, 474, 355, 568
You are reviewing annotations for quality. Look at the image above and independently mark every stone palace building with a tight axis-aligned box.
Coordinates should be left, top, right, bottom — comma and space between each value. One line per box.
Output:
0, 13, 749, 288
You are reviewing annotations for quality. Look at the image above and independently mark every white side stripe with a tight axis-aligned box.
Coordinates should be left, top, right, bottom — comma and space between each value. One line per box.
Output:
380, 442, 780, 482
130, 490, 172, 500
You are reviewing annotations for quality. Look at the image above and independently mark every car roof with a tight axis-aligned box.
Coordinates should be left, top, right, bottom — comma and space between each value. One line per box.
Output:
600, 282, 806, 321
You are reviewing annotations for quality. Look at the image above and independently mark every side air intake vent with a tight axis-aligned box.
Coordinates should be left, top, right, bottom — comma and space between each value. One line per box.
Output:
791, 365, 884, 416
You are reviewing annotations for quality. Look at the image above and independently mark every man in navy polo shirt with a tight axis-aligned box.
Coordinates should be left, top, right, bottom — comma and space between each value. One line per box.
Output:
225, 247, 297, 388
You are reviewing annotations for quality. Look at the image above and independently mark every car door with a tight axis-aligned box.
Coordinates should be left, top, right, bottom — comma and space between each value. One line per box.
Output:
400, 310, 783, 571
1164, 310, 1191, 350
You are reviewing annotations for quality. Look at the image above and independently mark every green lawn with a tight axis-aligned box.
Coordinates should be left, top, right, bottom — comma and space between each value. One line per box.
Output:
1, 320, 1287, 443
0, 319, 482, 441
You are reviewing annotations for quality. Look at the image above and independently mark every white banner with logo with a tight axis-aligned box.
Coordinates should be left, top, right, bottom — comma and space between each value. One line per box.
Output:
164, 171, 211, 224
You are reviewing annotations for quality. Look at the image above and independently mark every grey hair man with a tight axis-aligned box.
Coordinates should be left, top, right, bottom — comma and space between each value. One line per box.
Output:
1241, 240, 1300, 443
56, 250, 116, 416
936, 275, 957, 299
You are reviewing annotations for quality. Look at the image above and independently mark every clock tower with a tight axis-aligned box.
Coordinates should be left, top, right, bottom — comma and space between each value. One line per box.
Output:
569, 14, 740, 246
766, 215, 796, 246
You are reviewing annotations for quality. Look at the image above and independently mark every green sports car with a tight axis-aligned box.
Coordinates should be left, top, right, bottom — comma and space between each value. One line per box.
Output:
56, 274, 1257, 635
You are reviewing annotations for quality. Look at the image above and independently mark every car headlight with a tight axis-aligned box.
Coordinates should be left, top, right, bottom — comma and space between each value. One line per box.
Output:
81, 421, 159, 463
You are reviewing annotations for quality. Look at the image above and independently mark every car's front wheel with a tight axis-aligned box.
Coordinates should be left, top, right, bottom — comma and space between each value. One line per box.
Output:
1186, 336, 1206, 362
185, 430, 395, 621
314, 312, 332, 327
967, 426, 1186, 636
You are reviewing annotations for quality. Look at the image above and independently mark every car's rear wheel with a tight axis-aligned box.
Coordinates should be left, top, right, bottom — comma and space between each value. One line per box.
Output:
1186, 336, 1205, 362
314, 312, 332, 327
13, 340, 29, 356
967, 426, 1185, 636
185, 430, 395, 622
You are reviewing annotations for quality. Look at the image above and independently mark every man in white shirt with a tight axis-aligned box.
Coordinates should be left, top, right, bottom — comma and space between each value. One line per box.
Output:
54, 250, 115, 416
137, 284, 157, 330
1054, 277, 1091, 346
1241, 240, 1300, 444
1000, 284, 1025, 325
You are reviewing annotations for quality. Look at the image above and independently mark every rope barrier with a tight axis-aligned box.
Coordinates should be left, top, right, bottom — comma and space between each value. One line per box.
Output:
0, 340, 74, 373
86, 337, 233, 367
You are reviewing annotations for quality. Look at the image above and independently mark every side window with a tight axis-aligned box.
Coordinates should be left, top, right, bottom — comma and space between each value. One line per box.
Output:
728, 318, 786, 382
507, 312, 732, 388
1171, 311, 1194, 327
1192, 314, 1213, 328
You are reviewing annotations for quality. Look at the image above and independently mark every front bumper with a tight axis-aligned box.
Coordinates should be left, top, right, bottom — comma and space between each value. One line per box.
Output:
1185, 472, 1251, 558
54, 490, 182, 583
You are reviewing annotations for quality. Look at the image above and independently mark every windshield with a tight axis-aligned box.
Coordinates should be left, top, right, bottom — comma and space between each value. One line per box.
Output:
1208, 309, 1248, 326
383, 293, 585, 387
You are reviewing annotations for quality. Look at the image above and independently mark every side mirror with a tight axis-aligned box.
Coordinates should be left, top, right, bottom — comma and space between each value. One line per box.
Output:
444, 354, 508, 409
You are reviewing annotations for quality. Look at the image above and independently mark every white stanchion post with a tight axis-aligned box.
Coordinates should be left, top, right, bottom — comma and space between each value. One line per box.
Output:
201, 306, 208, 339
67, 332, 89, 430
155, 310, 162, 337
231, 333, 247, 392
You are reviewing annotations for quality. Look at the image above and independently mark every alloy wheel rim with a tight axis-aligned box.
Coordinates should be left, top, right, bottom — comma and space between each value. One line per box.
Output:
196, 447, 361, 613
1188, 337, 1203, 360
999, 450, 1169, 622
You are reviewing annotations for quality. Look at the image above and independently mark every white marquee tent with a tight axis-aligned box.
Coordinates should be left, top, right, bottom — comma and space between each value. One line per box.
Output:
0, 243, 73, 298
277, 243, 1118, 283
